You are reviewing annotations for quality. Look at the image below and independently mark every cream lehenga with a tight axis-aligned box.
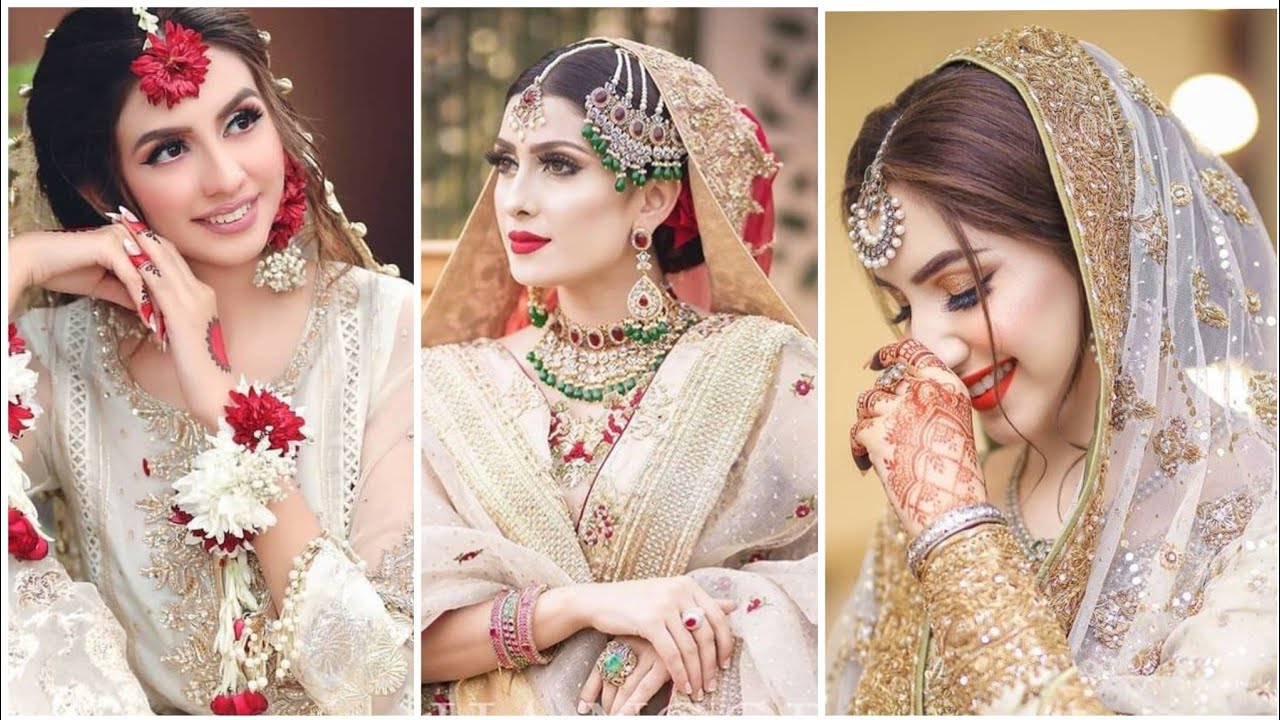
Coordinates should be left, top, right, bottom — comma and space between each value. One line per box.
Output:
827, 27, 1277, 715
420, 39, 819, 715
6, 89, 416, 720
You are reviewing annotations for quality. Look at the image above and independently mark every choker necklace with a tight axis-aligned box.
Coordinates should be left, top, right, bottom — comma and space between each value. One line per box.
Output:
526, 291, 698, 404
1006, 446, 1054, 566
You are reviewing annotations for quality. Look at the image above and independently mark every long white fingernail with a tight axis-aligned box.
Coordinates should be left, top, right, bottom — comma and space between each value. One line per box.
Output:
119, 206, 141, 224
122, 236, 142, 255
104, 211, 121, 223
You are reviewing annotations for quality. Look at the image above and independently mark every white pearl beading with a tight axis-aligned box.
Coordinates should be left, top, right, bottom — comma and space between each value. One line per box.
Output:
847, 119, 906, 270
263, 532, 368, 682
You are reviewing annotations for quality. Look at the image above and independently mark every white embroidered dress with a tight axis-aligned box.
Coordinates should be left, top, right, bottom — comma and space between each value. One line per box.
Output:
8, 263, 416, 715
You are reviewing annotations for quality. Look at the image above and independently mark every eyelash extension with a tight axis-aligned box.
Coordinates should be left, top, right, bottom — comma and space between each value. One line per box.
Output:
891, 305, 912, 325
538, 152, 580, 174
483, 150, 512, 169
944, 271, 996, 312
227, 106, 263, 132
144, 139, 185, 166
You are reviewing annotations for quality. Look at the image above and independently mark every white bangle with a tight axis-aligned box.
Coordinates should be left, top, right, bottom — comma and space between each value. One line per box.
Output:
906, 503, 1006, 577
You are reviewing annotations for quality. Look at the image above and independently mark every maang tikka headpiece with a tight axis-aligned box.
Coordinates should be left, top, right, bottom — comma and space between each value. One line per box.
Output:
508, 42, 612, 139
507, 41, 688, 193
847, 118, 906, 269
582, 47, 686, 192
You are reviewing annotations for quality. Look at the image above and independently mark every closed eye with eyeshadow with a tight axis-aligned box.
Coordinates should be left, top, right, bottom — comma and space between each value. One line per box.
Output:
888, 269, 996, 325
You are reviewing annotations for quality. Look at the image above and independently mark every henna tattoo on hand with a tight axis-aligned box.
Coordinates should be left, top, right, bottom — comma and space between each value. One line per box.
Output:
140, 259, 162, 277
206, 317, 231, 373
872, 338, 948, 372
881, 380, 983, 528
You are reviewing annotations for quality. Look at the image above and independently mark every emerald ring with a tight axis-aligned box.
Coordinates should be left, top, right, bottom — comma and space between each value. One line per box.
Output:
596, 639, 638, 687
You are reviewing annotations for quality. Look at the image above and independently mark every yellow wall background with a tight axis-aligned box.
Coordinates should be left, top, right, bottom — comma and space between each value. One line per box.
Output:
824, 10, 1278, 628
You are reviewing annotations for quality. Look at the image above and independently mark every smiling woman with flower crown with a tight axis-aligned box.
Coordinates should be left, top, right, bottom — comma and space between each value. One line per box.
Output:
5, 8, 414, 715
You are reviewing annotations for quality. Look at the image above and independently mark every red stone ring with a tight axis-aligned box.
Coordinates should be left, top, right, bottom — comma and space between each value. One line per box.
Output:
680, 608, 706, 631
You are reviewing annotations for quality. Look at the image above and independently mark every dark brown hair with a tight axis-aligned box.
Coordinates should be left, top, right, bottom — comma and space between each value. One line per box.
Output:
844, 63, 1091, 494
506, 43, 702, 274
27, 8, 374, 270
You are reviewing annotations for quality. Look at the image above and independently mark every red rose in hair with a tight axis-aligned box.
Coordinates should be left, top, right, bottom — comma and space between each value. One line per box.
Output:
210, 689, 268, 715
130, 21, 211, 109
223, 386, 306, 455
268, 155, 308, 251
9, 400, 35, 440
8, 323, 27, 356
9, 507, 49, 561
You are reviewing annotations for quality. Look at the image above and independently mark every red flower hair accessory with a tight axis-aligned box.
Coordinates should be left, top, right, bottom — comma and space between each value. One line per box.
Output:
268, 155, 309, 251
129, 19, 211, 108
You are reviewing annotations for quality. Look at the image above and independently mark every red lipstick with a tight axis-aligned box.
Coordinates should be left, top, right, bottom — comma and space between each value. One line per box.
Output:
961, 358, 1018, 412
508, 230, 550, 255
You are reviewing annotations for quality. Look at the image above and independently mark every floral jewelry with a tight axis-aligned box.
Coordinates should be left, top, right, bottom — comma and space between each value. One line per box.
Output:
254, 154, 309, 293
508, 41, 613, 141
6, 324, 50, 562
168, 380, 308, 713
582, 48, 687, 192
847, 118, 905, 269
129, 9, 211, 108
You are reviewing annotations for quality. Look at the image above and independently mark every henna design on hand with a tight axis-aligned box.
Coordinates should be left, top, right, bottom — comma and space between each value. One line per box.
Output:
871, 338, 948, 372
881, 380, 983, 528
206, 317, 231, 373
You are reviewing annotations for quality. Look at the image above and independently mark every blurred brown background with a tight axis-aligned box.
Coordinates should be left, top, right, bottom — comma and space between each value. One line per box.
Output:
7, 8, 416, 280
825, 10, 1278, 629
420, 8, 819, 336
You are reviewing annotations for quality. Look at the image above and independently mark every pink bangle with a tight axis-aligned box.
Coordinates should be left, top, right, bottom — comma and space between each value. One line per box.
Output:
515, 584, 555, 666
499, 591, 523, 669
488, 589, 516, 669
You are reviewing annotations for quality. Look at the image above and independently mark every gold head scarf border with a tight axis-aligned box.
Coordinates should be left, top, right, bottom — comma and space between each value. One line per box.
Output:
943, 25, 1136, 631
945, 25, 1277, 635
421, 37, 803, 348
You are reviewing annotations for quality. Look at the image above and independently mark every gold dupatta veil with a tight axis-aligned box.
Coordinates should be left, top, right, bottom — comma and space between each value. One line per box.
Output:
830, 26, 1277, 714
421, 37, 803, 346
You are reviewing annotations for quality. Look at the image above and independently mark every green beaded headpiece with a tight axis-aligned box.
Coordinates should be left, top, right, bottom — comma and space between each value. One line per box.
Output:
580, 47, 687, 192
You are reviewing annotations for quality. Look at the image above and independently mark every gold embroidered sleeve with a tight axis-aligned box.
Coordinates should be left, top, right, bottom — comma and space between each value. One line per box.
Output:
917, 524, 1110, 714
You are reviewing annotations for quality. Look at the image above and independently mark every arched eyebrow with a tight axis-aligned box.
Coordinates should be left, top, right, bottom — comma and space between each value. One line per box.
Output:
492, 137, 592, 156
873, 248, 989, 289
131, 87, 260, 153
